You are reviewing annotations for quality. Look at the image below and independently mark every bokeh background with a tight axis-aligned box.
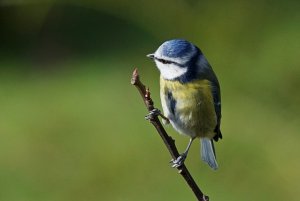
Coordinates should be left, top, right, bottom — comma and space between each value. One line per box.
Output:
1, 0, 299, 201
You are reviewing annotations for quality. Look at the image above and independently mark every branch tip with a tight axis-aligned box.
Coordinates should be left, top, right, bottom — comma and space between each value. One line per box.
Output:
131, 68, 139, 85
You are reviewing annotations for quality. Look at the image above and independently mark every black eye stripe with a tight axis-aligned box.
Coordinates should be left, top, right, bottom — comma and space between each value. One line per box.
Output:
154, 57, 185, 67
155, 57, 173, 64
159, 59, 170, 64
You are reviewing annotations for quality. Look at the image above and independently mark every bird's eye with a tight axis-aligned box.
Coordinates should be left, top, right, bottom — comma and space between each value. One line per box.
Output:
159, 59, 170, 64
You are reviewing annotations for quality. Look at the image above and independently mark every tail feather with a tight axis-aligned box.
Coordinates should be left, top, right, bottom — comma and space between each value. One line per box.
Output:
201, 138, 218, 170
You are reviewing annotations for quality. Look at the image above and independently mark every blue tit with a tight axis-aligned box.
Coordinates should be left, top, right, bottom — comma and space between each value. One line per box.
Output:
147, 39, 222, 170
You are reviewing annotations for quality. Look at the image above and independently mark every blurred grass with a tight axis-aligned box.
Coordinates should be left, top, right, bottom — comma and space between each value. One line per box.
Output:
0, 57, 299, 201
0, 1, 300, 201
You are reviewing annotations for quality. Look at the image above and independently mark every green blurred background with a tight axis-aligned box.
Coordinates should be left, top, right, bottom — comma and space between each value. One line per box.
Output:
0, 0, 299, 201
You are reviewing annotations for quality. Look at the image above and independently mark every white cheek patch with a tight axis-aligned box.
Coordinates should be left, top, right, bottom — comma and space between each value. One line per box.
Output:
155, 61, 187, 80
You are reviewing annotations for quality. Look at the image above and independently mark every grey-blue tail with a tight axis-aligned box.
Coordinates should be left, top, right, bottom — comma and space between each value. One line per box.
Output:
201, 138, 218, 170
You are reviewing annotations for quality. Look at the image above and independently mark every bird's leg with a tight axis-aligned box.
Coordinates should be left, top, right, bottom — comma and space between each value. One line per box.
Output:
161, 118, 170, 125
171, 137, 195, 168
145, 108, 170, 124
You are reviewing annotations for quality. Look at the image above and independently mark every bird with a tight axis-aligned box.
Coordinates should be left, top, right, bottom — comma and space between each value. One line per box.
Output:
146, 39, 222, 170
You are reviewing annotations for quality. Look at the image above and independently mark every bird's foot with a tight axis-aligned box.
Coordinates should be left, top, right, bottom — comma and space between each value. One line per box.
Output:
170, 153, 187, 168
145, 108, 170, 123
145, 108, 161, 120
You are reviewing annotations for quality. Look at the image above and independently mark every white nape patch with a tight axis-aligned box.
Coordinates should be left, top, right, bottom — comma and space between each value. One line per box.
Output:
155, 61, 187, 80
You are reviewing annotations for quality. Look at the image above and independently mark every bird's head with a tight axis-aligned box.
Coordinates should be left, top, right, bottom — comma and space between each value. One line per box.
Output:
147, 39, 201, 80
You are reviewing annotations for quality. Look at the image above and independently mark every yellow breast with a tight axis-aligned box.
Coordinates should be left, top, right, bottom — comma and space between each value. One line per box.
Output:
160, 76, 217, 138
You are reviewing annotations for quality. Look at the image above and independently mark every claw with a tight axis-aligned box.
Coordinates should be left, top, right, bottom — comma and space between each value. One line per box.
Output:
170, 138, 194, 168
145, 108, 170, 124
145, 108, 161, 120
170, 153, 187, 168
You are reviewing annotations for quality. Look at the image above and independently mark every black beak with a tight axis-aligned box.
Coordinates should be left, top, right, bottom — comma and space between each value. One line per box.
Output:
146, 54, 155, 59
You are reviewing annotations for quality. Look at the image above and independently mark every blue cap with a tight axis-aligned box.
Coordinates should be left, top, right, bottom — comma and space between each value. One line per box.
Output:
159, 39, 196, 58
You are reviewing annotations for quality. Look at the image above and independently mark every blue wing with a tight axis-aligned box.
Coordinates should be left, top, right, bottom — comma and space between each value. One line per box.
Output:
199, 60, 222, 141
210, 76, 222, 141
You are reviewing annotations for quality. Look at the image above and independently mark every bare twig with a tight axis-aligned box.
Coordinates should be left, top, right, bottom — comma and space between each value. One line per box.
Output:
131, 68, 209, 201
